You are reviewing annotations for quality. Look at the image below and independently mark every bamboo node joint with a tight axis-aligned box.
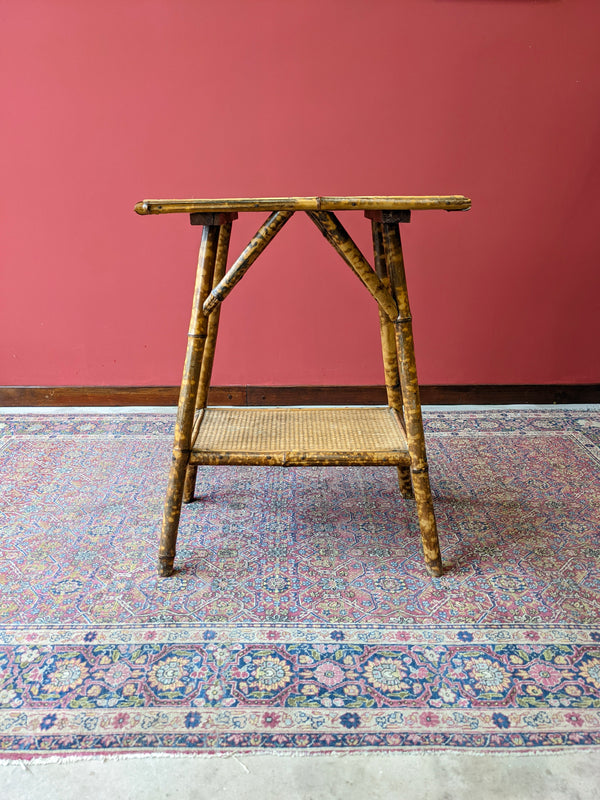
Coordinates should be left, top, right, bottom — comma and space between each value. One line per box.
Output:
410, 465, 429, 476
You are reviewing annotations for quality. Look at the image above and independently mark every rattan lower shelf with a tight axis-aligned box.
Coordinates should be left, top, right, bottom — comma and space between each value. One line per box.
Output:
189, 406, 410, 467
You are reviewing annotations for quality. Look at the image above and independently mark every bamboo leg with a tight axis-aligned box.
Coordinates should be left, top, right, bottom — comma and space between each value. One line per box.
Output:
158, 225, 219, 576
371, 220, 413, 500
383, 222, 443, 576
397, 468, 414, 499
197, 222, 232, 409
182, 468, 198, 507
183, 221, 233, 504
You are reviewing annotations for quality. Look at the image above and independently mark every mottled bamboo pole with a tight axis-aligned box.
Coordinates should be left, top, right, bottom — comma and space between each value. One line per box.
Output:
203, 211, 293, 315
134, 195, 472, 215
371, 220, 413, 500
383, 222, 443, 576
371, 220, 403, 411
307, 211, 398, 321
158, 225, 219, 577
183, 221, 233, 505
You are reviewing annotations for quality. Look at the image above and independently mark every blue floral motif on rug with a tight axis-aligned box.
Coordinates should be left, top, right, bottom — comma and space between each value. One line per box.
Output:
0, 408, 599, 756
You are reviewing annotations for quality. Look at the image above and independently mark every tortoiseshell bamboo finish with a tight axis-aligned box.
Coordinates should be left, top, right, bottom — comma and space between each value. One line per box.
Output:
203, 211, 293, 315
158, 225, 219, 577
135, 196, 471, 215
139, 196, 471, 578
183, 221, 233, 505
371, 219, 413, 501
384, 223, 443, 575
307, 212, 398, 322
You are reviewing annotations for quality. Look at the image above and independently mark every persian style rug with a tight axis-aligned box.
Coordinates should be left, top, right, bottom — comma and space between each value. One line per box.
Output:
0, 407, 599, 758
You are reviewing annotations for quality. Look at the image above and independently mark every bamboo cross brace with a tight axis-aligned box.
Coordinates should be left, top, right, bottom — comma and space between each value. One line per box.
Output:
203, 210, 293, 315
307, 211, 398, 322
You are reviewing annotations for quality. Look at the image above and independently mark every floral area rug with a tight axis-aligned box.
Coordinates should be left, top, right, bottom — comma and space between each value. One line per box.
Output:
0, 407, 599, 757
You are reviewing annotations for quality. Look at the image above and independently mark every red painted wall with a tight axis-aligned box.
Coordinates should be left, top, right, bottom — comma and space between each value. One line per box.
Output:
2, 0, 599, 387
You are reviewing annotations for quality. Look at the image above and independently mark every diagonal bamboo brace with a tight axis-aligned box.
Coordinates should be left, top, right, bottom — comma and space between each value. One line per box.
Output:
307, 211, 398, 322
203, 210, 293, 315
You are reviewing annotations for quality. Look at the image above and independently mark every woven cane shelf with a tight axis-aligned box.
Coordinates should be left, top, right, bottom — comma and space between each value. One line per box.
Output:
190, 406, 410, 467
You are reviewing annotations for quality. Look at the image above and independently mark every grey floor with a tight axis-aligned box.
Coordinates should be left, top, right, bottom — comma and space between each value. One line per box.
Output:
1, 406, 599, 799
1, 751, 600, 799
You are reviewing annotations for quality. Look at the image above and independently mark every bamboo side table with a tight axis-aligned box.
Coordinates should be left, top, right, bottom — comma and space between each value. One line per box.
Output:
135, 196, 471, 577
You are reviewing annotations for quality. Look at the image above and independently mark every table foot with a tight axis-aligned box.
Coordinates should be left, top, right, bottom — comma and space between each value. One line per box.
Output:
425, 559, 444, 578
183, 465, 198, 504
158, 556, 175, 577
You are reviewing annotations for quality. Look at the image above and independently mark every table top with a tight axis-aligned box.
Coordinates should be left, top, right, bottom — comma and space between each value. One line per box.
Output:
134, 195, 471, 215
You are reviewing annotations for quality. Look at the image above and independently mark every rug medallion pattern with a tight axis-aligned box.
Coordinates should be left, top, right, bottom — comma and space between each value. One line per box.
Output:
0, 409, 599, 755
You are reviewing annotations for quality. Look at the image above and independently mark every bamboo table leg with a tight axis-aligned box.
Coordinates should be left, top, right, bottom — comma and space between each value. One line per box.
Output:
383, 221, 443, 576
158, 224, 220, 576
183, 218, 234, 504
370, 218, 413, 500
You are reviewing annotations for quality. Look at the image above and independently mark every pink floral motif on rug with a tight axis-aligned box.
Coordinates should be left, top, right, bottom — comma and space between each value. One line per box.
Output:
0, 408, 599, 756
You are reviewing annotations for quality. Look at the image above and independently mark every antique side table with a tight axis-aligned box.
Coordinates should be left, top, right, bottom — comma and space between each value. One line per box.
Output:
134, 196, 471, 577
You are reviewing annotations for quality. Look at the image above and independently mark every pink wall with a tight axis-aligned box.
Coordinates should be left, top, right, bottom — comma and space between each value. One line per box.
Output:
2, 0, 599, 387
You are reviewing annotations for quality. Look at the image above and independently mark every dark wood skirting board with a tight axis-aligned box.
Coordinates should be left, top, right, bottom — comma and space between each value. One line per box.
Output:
1, 385, 599, 407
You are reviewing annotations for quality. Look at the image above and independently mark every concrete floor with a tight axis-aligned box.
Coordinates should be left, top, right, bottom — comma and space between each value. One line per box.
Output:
2, 406, 599, 798
1, 751, 600, 799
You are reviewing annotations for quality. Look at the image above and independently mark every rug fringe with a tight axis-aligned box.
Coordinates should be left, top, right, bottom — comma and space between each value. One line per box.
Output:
2, 744, 600, 764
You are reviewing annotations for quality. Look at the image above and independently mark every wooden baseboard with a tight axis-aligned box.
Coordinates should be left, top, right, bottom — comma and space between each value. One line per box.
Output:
1, 384, 599, 407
